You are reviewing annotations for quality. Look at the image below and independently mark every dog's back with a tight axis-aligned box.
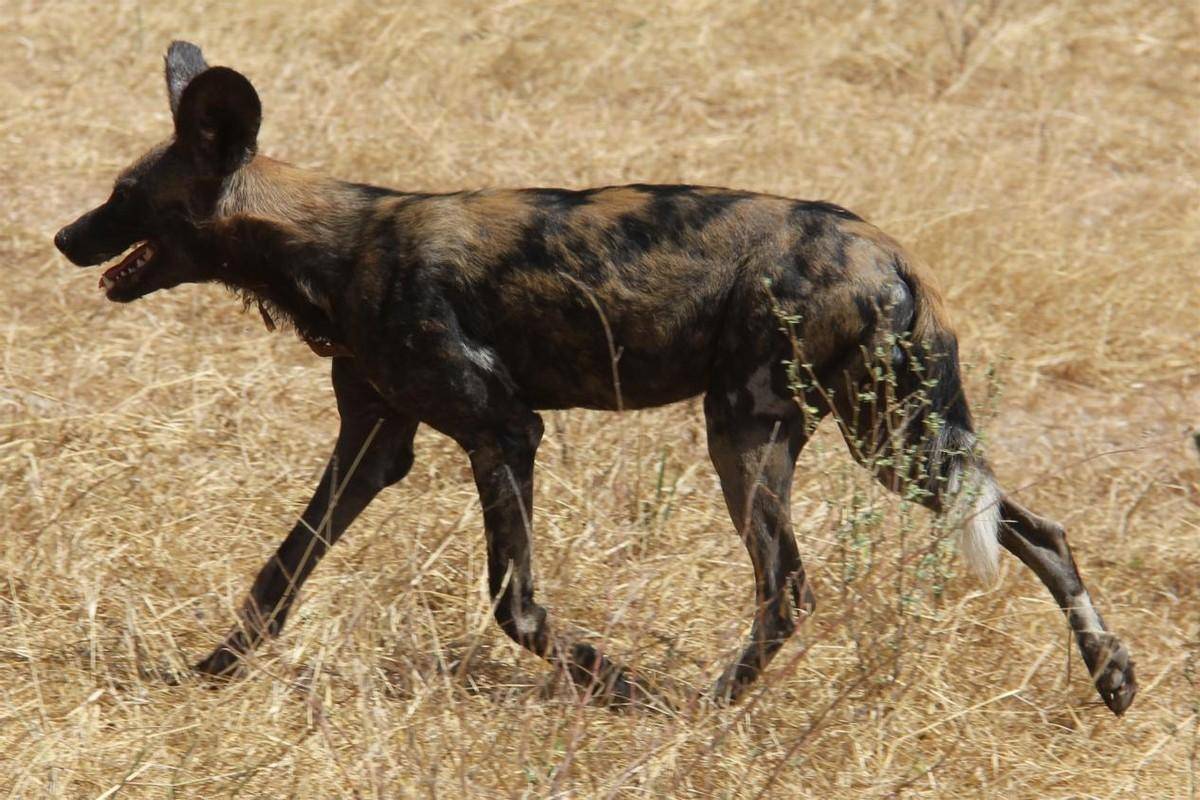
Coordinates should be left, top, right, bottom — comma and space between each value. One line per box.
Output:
357, 184, 904, 411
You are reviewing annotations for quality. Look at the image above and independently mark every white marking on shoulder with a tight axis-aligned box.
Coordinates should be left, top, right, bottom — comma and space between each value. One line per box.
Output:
746, 362, 793, 416
464, 342, 517, 392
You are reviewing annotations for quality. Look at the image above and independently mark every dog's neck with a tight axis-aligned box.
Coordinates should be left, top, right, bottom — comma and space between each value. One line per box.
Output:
216, 156, 358, 238
213, 157, 369, 355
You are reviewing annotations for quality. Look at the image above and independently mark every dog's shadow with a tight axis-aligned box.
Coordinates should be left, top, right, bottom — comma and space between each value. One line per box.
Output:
378, 638, 687, 715
66, 633, 691, 716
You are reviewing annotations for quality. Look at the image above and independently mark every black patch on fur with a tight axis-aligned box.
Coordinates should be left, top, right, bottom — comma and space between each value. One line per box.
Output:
351, 183, 411, 201
609, 211, 657, 265
509, 223, 556, 272
607, 187, 744, 265
523, 188, 598, 212
372, 220, 407, 326
794, 200, 863, 222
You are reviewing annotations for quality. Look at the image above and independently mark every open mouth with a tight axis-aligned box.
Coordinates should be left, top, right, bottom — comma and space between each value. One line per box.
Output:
99, 242, 157, 298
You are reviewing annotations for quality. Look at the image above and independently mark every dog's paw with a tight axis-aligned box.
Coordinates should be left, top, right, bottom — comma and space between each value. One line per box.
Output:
1083, 633, 1136, 716
192, 645, 247, 682
1094, 646, 1136, 716
564, 641, 676, 713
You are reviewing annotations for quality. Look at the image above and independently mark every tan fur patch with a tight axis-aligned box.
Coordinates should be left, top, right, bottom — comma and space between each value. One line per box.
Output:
217, 156, 364, 244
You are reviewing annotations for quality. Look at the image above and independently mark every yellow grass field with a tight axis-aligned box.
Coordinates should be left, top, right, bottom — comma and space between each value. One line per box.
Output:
2, 1, 1198, 796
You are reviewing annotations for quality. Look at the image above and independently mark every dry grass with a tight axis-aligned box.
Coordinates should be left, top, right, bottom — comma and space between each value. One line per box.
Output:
2, 0, 1199, 796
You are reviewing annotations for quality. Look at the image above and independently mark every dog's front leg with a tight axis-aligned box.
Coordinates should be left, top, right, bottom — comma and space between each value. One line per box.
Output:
195, 357, 418, 678
457, 411, 663, 708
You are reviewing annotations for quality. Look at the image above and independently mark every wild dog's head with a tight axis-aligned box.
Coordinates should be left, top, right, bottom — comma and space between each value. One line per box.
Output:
54, 42, 261, 302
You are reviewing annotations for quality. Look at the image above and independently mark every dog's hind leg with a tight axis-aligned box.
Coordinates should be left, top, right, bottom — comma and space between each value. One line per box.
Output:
195, 358, 418, 677
705, 361, 818, 703
997, 497, 1136, 714
825, 271, 1136, 715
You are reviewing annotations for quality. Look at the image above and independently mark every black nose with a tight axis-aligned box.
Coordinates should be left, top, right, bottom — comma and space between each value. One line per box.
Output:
53, 226, 70, 255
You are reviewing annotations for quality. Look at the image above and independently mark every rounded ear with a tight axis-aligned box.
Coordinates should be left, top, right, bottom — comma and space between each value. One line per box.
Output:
174, 66, 262, 177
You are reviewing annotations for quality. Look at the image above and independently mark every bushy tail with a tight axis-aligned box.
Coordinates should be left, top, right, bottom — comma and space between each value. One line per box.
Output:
938, 427, 1003, 585
895, 258, 1002, 585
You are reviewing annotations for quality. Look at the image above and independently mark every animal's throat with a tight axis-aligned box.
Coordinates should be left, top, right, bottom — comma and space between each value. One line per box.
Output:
248, 284, 350, 358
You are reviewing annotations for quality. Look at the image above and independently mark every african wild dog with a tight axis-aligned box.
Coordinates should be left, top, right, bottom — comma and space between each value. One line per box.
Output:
54, 42, 1136, 715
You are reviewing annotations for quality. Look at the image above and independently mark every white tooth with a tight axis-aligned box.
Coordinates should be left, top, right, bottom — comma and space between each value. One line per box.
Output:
102, 276, 114, 289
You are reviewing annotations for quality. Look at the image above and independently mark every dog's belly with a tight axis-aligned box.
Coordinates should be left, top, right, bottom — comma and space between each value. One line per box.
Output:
487, 307, 720, 410
517, 356, 712, 411
495, 322, 717, 411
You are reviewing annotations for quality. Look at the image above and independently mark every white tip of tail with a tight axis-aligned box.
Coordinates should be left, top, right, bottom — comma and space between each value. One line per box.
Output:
949, 465, 1002, 586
